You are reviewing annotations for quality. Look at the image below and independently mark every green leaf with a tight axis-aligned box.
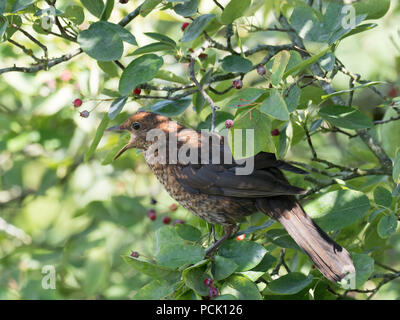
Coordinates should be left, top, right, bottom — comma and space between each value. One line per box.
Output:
354, 0, 391, 20
212, 256, 238, 281
63, 5, 85, 25
264, 229, 300, 250
84, 114, 110, 162
140, 0, 162, 17
101, 0, 114, 21
11, 0, 36, 13
78, 21, 124, 61
284, 46, 332, 79
271, 51, 290, 86
218, 240, 267, 272
393, 149, 400, 183
81, 0, 104, 18
154, 226, 205, 269
221, 55, 253, 74
144, 32, 176, 47
226, 88, 265, 109
156, 243, 205, 269
105, 22, 137, 45
220, 0, 251, 25
374, 186, 393, 208
83, 248, 110, 295
241, 253, 276, 281
266, 273, 313, 295
380, 108, 400, 158
175, 223, 201, 242
123, 256, 180, 281
182, 265, 210, 296
181, 14, 215, 42
129, 42, 174, 56
289, 5, 321, 42
352, 253, 374, 288
0, 16, 7, 40
228, 108, 274, 159
151, 98, 191, 117
220, 274, 262, 300
284, 85, 301, 112
156, 70, 187, 85
319, 105, 374, 130
133, 279, 178, 300
305, 189, 370, 231
174, 0, 198, 17
97, 61, 120, 77
108, 96, 128, 120
321, 82, 384, 100
260, 89, 290, 121
119, 54, 163, 95
377, 214, 398, 239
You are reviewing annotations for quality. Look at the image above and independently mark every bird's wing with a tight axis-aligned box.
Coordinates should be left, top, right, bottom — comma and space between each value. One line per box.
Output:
174, 158, 306, 198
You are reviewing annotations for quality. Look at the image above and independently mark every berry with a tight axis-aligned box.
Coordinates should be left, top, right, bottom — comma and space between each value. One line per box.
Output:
147, 209, 156, 221
181, 22, 190, 31
203, 278, 213, 287
311, 265, 316, 269
188, 48, 194, 53
256, 64, 266, 76
150, 197, 157, 205
162, 216, 171, 224
73, 98, 82, 107
388, 87, 398, 98
271, 129, 280, 136
208, 286, 219, 298
133, 87, 141, 95
199, 53, 208, 60
119, 0, 129, 3
79, 110, 89, 118
225, 119, 234, 129
169, 203, 178, 212
233, 79, 243, 89
236, 234, 245, 241
130, 251, 139, 258
173, 219, 185, 226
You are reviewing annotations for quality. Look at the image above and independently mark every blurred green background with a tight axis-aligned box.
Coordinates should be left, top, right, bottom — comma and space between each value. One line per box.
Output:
1, 0, 400, 299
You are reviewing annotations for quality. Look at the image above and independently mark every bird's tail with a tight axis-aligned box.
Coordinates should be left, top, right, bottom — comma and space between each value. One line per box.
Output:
256, 196, 355, 283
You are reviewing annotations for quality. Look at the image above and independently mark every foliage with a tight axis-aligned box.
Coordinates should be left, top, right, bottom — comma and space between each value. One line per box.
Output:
1, 0, 400, 300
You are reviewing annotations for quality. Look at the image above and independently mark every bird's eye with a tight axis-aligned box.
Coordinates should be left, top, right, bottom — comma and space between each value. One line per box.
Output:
132, 122, 140, 130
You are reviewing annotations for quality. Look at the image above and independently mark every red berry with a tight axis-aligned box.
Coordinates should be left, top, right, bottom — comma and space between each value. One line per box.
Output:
236, 234, 245, 241
388, 87, 398, 98
225, 119, 234, 129
208, 286, 219, 298
181, 22, 190, 31
256, 64, 266, 76
173, 219, 185, 226
311, 265, 316, 269
73, 98, 82, 107
203, 278, 213, 287
162, 216, 171, 224
271, 129, 280, 136
233, 79, 243, 89
169, 203, 178, 212
133, 88, 141, 95
199, 53, 208, 60
79, 110, 89, 118
130, 251, 139, 258
147, 209, 156, 221
119, 0, 129, 3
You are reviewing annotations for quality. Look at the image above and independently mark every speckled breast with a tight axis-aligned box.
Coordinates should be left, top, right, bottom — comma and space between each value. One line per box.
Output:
146, 162, 256, 226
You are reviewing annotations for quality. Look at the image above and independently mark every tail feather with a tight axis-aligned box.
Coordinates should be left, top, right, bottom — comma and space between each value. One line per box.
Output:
256, 197, 355, 283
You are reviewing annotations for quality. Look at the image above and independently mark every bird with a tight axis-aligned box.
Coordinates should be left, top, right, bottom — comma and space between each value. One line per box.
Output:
107, 110, 355, 283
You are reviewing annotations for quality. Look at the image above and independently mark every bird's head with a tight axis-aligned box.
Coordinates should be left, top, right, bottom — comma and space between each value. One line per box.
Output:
106, 111, 178, 159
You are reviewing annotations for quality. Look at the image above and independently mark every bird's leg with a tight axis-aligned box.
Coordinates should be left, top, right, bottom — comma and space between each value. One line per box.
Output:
205, 224, 238, 257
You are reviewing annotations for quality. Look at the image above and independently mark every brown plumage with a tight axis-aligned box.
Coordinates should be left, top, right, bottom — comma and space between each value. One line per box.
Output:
107, 111, 355, 282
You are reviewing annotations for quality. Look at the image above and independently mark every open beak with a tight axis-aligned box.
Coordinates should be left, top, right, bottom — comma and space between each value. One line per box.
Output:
106, 125, 135, 160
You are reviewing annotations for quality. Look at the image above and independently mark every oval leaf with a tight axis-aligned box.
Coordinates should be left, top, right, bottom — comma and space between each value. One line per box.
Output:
319, 105, 374, 130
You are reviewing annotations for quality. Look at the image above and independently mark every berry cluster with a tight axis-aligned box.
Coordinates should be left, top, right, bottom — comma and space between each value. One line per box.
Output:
203, 278, 218, 298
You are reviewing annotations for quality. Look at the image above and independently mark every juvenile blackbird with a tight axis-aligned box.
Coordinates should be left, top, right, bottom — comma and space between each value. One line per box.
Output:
107, 111, 355, 282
